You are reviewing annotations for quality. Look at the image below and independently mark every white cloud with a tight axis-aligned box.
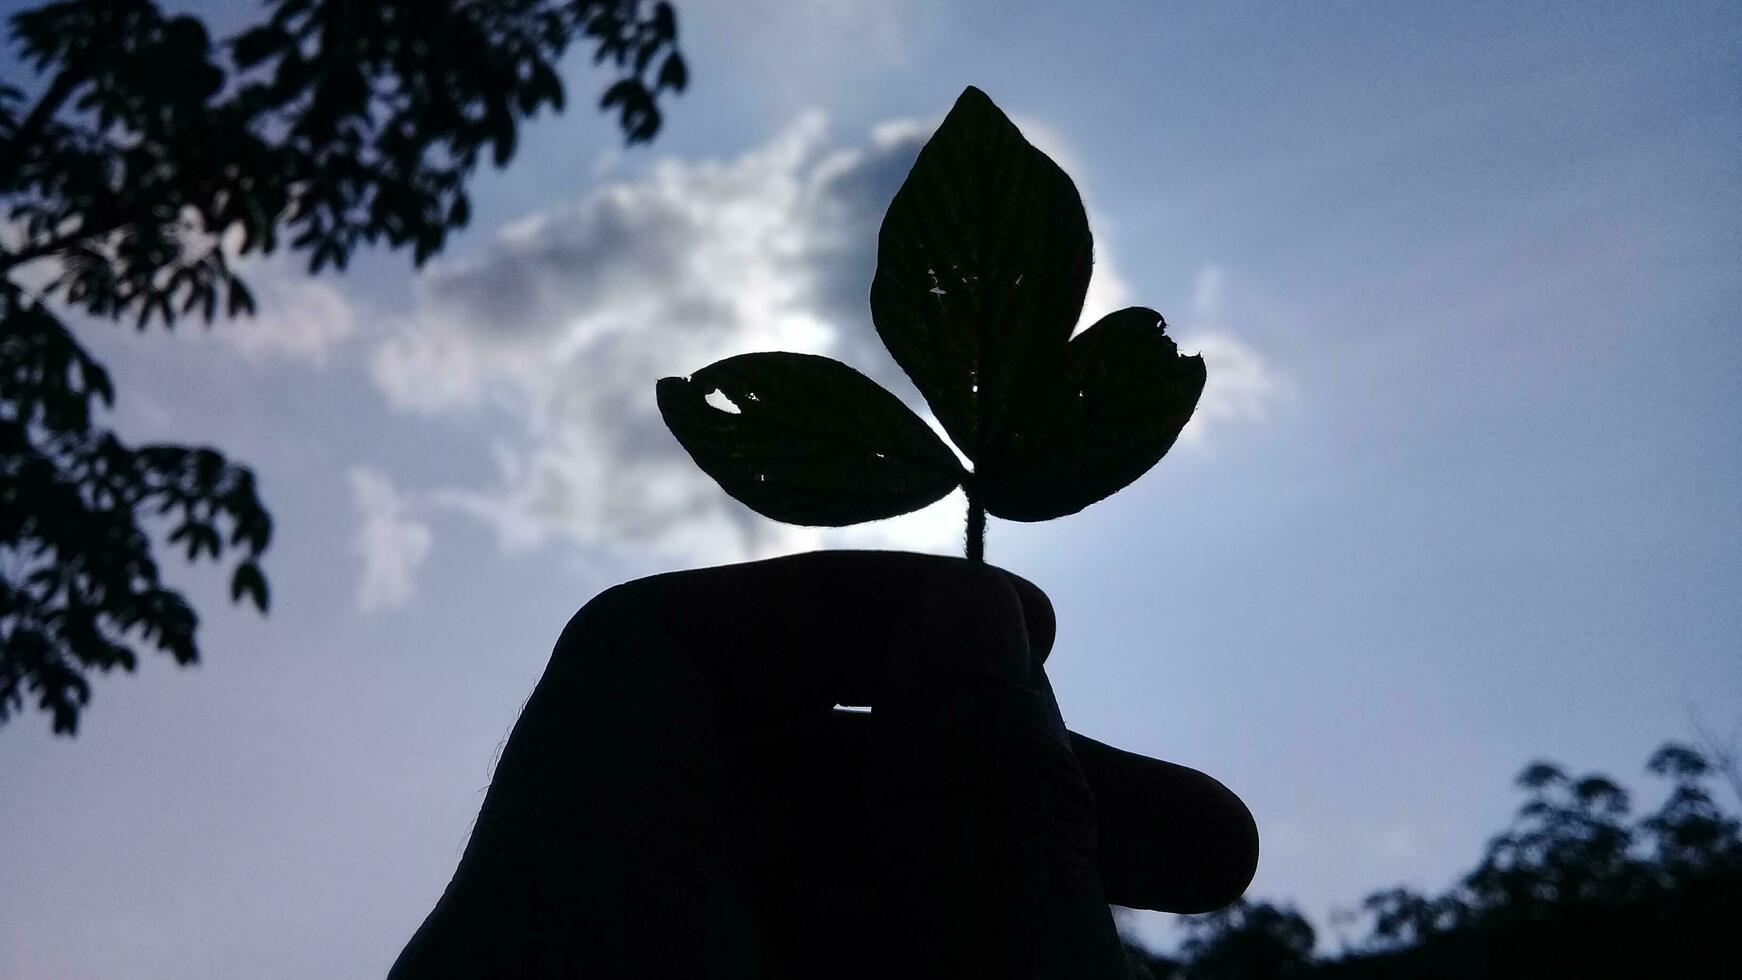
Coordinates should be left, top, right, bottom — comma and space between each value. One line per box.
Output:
221, 269, 355, 364
369, 115, 1284, 568
1174, 265, 1292, 444
350, 467, 433, 613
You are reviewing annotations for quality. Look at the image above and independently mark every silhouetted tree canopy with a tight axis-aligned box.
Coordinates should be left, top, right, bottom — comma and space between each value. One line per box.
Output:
1125, 740, 1742, 978
0, 0, 686, 734
1175, 900, 1317, 980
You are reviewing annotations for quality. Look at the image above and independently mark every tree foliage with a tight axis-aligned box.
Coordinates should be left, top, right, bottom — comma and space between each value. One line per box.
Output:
1126, 740, 1742, 978
0, 0, 687, 734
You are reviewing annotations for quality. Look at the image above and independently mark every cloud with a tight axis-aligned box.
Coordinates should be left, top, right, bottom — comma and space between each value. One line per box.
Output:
350, 467, 433, 612
1173, 265, 1292, 444
369, 115, 1283, 566
221, 269, 355, 364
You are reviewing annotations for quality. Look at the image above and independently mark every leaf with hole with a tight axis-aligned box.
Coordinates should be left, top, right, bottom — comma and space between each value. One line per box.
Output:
657, 352, 964, 526
980, 307, 1205, 521
870, 85, 1092, 465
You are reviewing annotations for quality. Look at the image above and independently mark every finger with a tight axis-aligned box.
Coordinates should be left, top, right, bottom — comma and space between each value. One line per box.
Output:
1072, 733, 1259, 913
865, 562, 1132, 976
618, 550, 1055, 725
742, 713, 1260, 922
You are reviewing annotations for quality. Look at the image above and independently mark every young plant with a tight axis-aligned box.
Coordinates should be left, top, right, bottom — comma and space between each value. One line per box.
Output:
657, 87, 1206, 563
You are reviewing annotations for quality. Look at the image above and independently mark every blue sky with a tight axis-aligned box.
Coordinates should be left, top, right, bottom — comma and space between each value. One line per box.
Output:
3, 1, 1739, 974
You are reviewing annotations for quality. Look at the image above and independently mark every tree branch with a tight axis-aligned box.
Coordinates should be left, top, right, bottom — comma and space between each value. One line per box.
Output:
0, 215, 127, 273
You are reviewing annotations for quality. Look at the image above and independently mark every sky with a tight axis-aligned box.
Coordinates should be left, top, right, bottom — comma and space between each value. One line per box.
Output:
3, 0, 1740, 974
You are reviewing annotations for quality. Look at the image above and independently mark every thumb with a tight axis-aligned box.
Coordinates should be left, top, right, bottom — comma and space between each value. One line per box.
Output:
867, 561, 1129, 977
878, 560, 1041, 727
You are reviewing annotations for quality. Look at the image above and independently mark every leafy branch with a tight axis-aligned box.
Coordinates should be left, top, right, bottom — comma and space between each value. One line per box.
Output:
1, 0, 689, 734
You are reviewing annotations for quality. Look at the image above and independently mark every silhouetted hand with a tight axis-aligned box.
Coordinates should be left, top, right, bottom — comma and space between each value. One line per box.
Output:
387, 551, 1257, 978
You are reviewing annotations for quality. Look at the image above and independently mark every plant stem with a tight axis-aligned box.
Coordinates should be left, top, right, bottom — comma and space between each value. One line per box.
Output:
965, 490, 986, 564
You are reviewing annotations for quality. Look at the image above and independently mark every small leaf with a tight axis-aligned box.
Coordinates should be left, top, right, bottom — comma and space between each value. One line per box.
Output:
488, 103, 517, 166
870, 85, 1091, 463
981, 308, 1205, 521
657, 52, 687, 93
231, 25, 289, 70
634, 38, 660, 75
83, 359, 115, 406
531, 60, 564, 111
599, 78, 637, 109
658, 352, 964, 526
230, 561, 269, 614
651, 2, 677, 40
227, 276, 255, 318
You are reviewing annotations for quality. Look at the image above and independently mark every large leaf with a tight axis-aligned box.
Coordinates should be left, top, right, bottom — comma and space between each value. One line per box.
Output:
657, 352, 965, 526
869, 85, 1091, 462
981, 308, 1205, 522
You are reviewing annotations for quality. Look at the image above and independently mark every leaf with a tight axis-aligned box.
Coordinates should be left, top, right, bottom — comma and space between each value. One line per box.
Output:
657, 52, 688, 93
447, 192, 471, 228
634, 38, 660, 75
869, 85, 1091, 463
488, 101, 516, 166
230, 561, 269, 613
651, 2, 678, 40
980, 308, 1205, 521
231, 25, 289, 70
658, 352, 964, 526
599, 78, 638, 110
82, 359, 115, 406
226, 277, 255, 318
531, 60, 564, 111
